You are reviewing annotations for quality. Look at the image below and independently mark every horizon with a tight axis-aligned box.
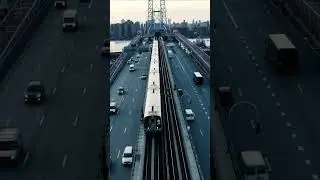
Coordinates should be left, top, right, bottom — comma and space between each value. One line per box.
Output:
110, 0, 210, 24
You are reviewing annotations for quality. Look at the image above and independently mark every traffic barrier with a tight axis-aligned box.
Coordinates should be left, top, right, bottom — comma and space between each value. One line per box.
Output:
0, 0, 53, 83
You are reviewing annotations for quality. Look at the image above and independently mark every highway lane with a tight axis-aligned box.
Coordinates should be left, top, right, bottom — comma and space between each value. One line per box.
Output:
214, 0, 320, 179
168, 44, 210, 180
0, 0, 108, 179
110, 52, 150, 180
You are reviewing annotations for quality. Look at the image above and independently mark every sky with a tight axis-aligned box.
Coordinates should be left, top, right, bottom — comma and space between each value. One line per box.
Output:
110, 0, 210, 24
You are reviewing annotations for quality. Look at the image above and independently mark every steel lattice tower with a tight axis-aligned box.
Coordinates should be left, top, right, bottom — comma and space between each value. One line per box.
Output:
146, 0, 168, 34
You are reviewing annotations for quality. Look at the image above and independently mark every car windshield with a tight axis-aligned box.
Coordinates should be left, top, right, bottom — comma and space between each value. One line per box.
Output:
27, 85, 41, 92
0, 141, 18, 151
64, 17, 74, 23
123, 153, 132, 158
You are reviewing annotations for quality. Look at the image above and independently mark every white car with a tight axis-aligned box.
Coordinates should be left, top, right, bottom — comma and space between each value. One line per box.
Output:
122, 146, 133, 166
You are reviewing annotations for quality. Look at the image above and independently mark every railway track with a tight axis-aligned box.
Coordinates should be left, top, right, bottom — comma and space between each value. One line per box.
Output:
158, 38, 190, 180
143, 137, 162, 180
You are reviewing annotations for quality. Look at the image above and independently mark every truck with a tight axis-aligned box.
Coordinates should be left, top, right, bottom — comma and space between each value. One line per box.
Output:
0, 123, 24, 167
265, 34, 299, 74
168, 49, 173, 59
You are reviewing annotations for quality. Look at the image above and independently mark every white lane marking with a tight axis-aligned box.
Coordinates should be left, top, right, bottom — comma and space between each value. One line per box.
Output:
271, 93, 275, 97
62, 154, 68, 168
90, 64, 94, 72
281, 112, 286, 116
61, 66, 65, 73
117, 150, 120, 159
255, 63, 259, 67
208, 117, 210, 120
129, 110, 131, 115
73, 116, 79, 127
297, 84, 303, 93
133, 98, 135, 102
110, 126, 112, 132
286, 122, 292, 127
305, 159, 311, 165
200, 129, 203, 136
248, 50, 252, 55
136, 89, 138, 92
228, 66, 233, 72
222, 0, 239, 29
83, 88, 87, 94
237, 88, 242, 97
266, 84, 271, 89
297, 146, 304, 152
124, 128, 127, 134
23, 152, 30, 167
251, 56, 256, 61
40, 115, 45, 127
276, 102, 280, 107
245, 45, 249, 49
291, 133, 297, 139
262, 77, 267, 82
88, 0, 93, 8
250, 119, 255, 128
312, 174, 319, 180
52, 88, 57, 96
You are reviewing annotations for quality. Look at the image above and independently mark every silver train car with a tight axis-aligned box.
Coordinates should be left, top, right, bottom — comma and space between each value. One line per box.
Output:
143, 39, 162, 134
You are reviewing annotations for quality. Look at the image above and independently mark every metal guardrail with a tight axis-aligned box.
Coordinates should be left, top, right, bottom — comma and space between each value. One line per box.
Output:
173, 32, 210, 77
0, 0, 53, 82
272, 0, 320, 49
110, 52, 127, 84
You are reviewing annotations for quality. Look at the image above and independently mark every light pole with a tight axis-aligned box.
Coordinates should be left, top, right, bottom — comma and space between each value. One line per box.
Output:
181, 93, 192, 107
228, 101, 261, 135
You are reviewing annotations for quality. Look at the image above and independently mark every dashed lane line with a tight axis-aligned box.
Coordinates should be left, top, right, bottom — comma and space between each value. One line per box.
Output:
237, 88, 242, 97
200, 129, 203, 136
73, 115, 79, 127
23, 152, 30, 167
82, 88, 87, 94
40, 115, 45, 127
297, 84, 303, 93
62, 154, 68, 168
297, 146, 304, 152
117, 149, 120, 159
124, 128, 127, 134
52, 88, 56, 96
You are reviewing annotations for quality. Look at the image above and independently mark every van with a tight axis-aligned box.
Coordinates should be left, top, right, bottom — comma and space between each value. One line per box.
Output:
193, 72, 203, 85
62, 9, 78, 31
185, 109, 195, 121
238, 151, 271, 180
121, 146, 133, 166
0, 128, 24, 167
217, 86, 234, 107
129, 64, 135, 72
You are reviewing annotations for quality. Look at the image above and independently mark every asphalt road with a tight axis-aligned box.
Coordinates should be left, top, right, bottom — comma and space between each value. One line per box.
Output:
214, 0, 320, 179
168, 43, 210, 180
0, 0, 108, 179
110, 52, 150, 180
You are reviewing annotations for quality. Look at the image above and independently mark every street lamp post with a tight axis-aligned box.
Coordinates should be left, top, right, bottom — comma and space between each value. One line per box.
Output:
228, 101, 261, 135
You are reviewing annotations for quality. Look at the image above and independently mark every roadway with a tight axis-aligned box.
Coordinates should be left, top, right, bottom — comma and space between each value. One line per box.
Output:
0, 0, 108, 179
167, 43, 210, 180
214, 0, 320, 179
110, 51, 150, 180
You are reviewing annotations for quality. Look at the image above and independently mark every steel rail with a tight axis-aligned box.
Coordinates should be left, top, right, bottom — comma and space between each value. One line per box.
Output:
159, 38, 190, 180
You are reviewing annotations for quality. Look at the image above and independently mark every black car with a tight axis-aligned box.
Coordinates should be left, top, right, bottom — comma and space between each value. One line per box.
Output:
54, 0, 67, 9
217, 86, 234, 107
24, 81, 46, 104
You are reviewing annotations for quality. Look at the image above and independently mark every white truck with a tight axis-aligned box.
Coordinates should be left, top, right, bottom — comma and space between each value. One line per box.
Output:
168, 49, 173, 59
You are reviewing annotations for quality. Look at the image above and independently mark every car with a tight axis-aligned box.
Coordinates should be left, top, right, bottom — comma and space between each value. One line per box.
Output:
54, 0, 67, 8
118, 87, 125, 95
24, 81, 46, 104
109, 102, 118, 114
134, 58, 139, 62
140, 74, 147, 79
121, 146, 133, 166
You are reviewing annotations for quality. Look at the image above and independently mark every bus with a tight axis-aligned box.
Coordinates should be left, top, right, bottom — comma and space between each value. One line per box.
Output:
193, 72, 203, 85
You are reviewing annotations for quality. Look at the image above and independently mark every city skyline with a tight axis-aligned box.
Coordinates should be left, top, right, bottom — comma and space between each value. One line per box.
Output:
110, 0, 210, 24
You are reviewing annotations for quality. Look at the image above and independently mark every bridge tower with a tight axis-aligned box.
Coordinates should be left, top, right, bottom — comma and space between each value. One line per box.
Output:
146, 0, 169, 35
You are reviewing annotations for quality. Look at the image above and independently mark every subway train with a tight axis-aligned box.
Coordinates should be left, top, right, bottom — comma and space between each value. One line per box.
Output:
143, 39, 162, 135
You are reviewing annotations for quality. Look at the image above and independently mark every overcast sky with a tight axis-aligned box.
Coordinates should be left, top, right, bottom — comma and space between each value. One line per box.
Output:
110, 0, 210, 24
